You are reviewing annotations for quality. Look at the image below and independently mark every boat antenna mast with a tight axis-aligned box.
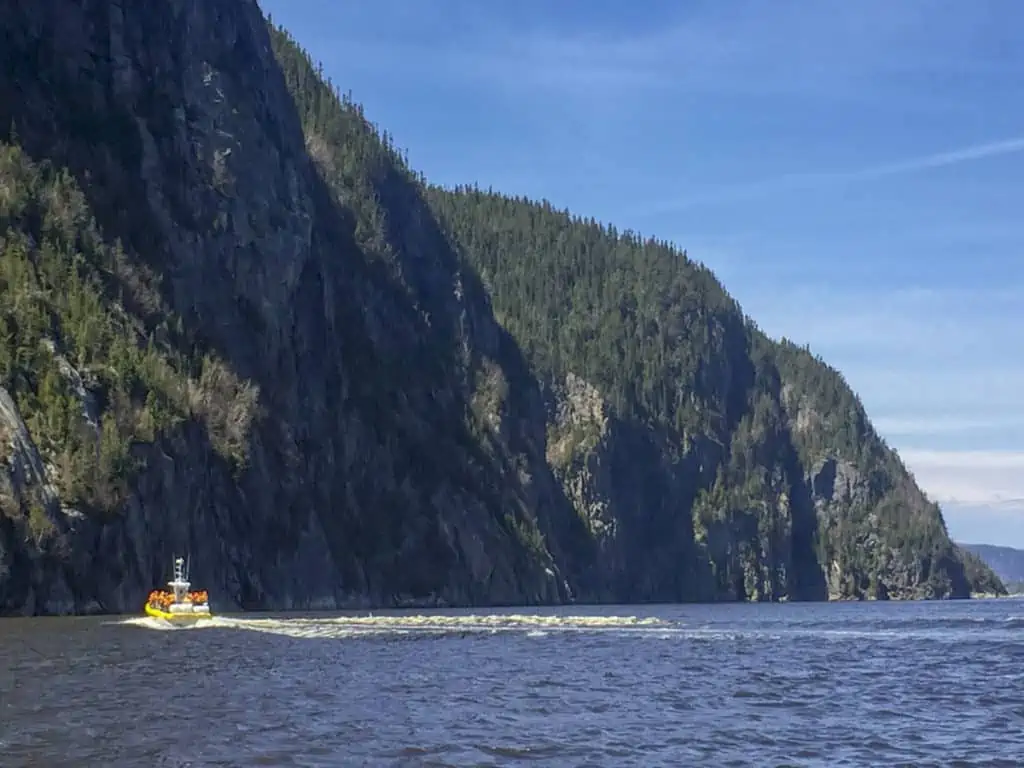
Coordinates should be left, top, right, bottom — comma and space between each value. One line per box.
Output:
169, 555, 191, 604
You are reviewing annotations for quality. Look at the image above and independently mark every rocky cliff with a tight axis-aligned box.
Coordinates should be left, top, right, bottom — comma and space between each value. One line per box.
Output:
425, 184, 1005, 603
959, 543, 1024, 593
0, 0, 1003, 615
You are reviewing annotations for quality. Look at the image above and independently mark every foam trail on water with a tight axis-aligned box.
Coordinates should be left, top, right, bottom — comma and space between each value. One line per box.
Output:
118, 612, 679, 639
116, 616, 230, 631
223, 613, 676, 640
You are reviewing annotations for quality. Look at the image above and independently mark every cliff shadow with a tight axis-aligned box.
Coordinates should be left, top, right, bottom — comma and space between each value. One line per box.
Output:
780, 429, 829, 600
338, 132, 600, 601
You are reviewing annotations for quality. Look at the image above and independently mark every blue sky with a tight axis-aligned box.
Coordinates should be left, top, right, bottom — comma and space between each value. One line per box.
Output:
259, 0, 1024, 547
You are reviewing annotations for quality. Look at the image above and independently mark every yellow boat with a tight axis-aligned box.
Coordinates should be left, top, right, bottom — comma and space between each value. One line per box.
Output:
144, 556, 213, 624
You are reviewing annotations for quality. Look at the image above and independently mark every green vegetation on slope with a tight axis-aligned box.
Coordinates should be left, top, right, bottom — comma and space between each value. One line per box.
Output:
0, 144, 257, 525
957, 546, 1011, 595
425, 186, 748, 440
424, 185, 1002, 600
959, 543, 1024, 594
769, 340, 980, 597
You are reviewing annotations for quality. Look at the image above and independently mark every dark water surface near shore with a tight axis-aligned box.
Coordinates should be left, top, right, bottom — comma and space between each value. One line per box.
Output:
3, 599, 1024, 766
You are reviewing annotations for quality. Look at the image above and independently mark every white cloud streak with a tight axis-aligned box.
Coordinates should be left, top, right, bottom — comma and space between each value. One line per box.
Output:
941, 502, 1024, 547
647, 136, 1024, 213
873, 416, 1024, 437
733, 283, 1021, 368
292, 0, 993, 106
900, 449, 1024, 509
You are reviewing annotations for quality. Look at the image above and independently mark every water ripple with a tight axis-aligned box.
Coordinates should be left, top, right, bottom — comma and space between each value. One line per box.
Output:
2, 600, 1024, 765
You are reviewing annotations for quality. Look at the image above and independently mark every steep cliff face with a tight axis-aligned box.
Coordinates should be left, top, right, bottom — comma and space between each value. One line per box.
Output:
0, 0, 581, 613
0, 0, 1003, 615
958, 544, 1024, 593
426, 187, 1003, 603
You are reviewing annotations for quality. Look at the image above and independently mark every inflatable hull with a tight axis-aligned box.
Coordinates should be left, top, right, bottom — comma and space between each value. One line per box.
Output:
144, 603, 214, 623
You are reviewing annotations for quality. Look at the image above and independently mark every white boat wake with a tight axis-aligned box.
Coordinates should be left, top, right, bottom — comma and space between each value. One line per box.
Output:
116, 612, 677, 639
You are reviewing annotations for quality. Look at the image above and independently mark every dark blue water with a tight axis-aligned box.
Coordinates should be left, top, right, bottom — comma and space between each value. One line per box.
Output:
2, 599, 1023, 766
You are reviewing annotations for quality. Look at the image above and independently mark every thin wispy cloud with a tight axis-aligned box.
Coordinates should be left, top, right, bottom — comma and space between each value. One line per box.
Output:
873, 416, 1024, 438
731, 282, 1022, 364
275, 0, 982, 108
941, 502, 1024, 547
481, 1, 944, 98
900, 449, 1024, 511
644, 136, 1024, 214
